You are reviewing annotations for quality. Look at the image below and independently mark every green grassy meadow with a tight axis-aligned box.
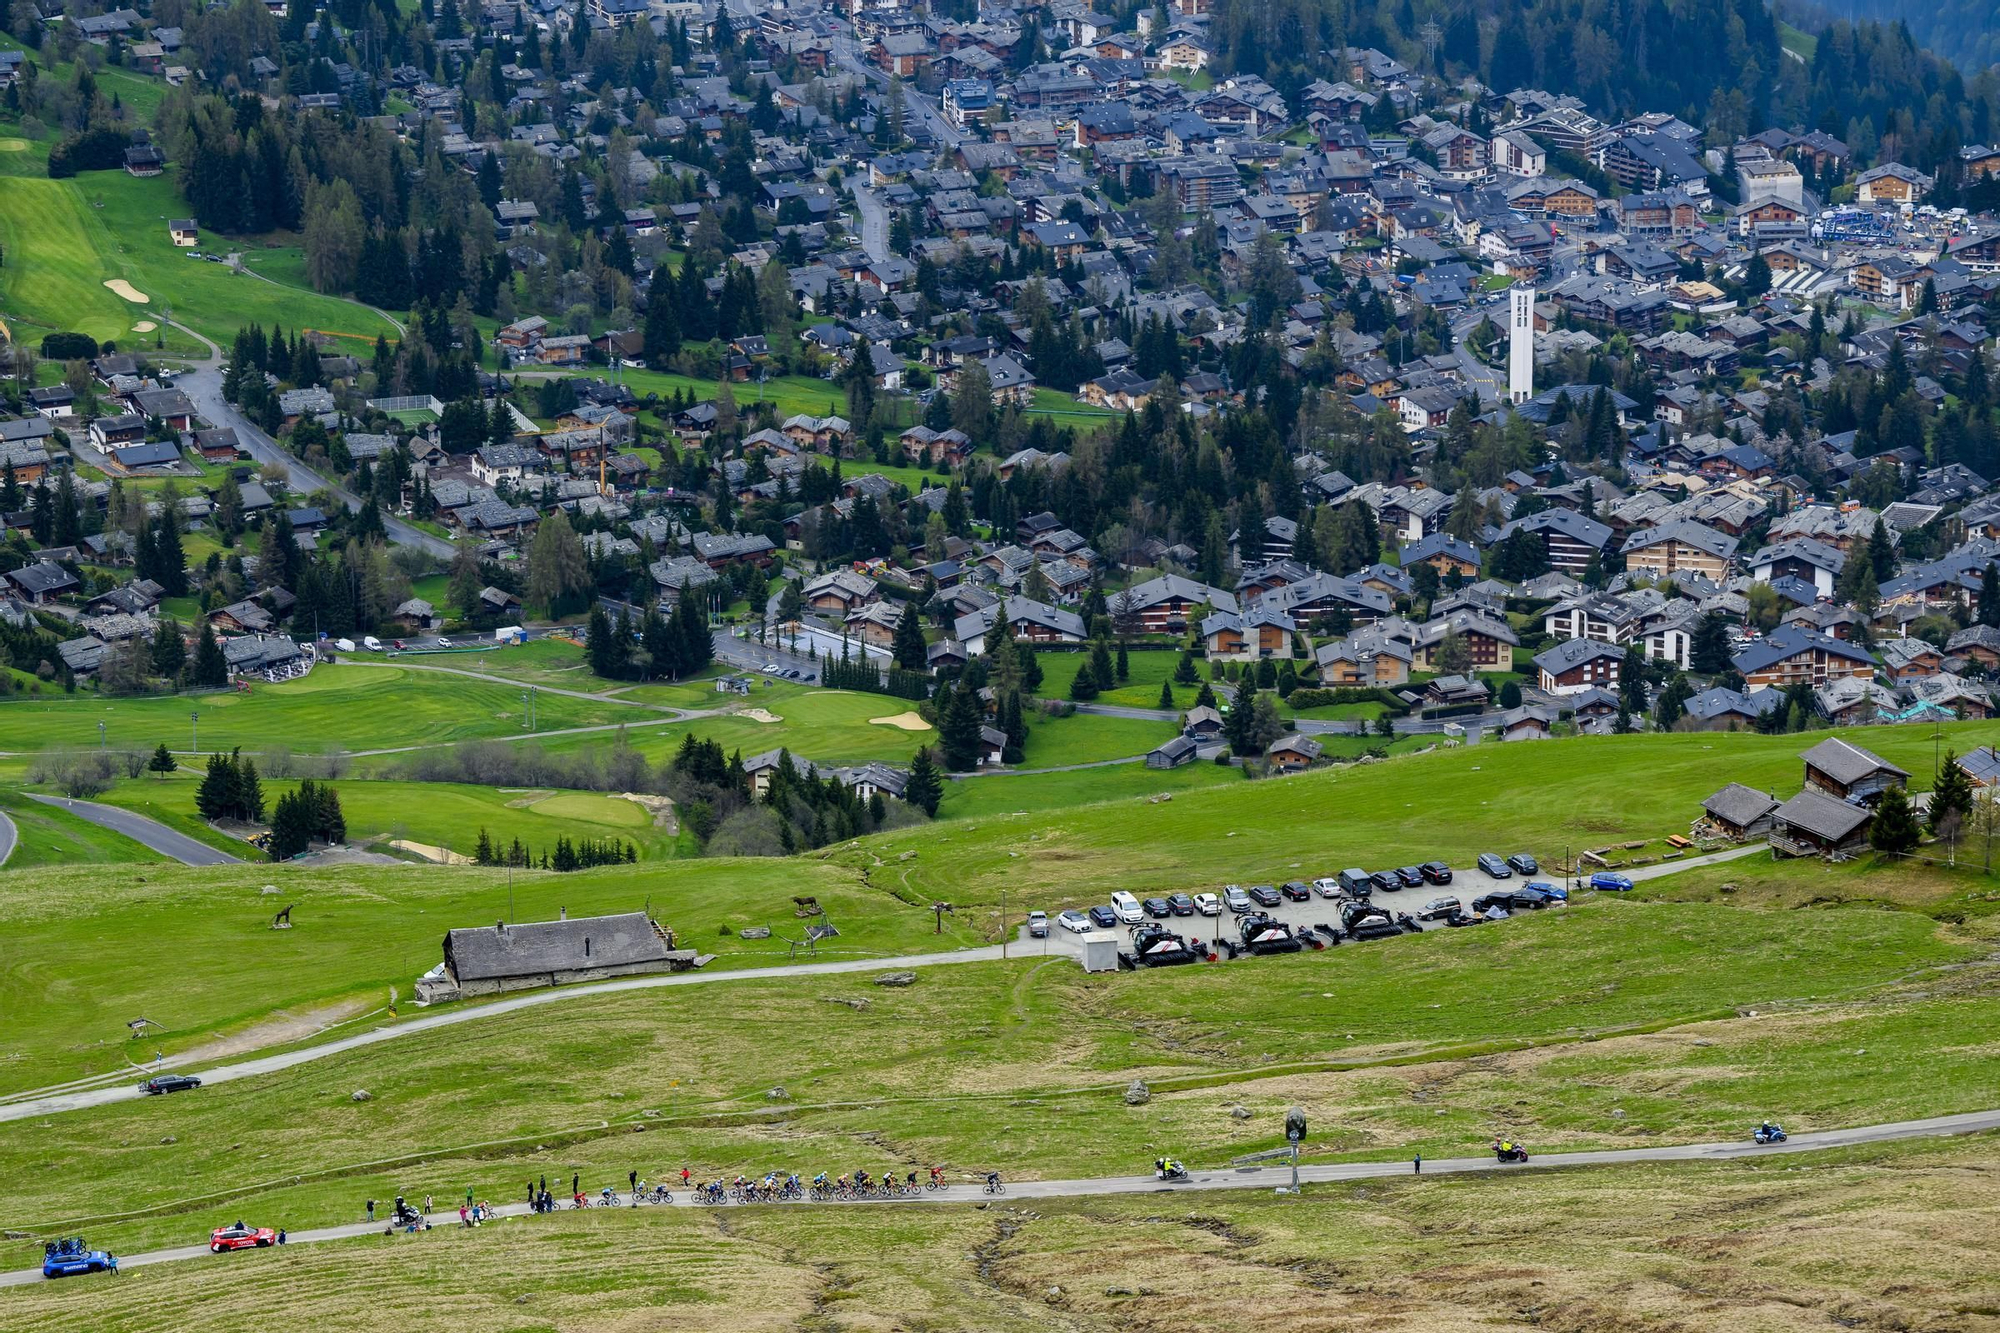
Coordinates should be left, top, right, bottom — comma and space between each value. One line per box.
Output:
844, 719, 2000, 908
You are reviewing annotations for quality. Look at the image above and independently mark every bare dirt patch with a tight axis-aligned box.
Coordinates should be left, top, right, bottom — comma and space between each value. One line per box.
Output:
869, 711, 931, 731
610, 791, 678, 834
103, 279, 150, 303
738, 708, 782, 724
164, 997, 374, 1069
501, 790, 557, 808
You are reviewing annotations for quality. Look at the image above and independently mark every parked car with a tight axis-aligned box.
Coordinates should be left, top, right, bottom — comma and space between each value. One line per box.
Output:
1416, 895, 1463, 922
1590, 872, 1635, 892
1524, 881, 1568, 903
1192, 892, 1221, 916
1506, 885, 1555, 910
1056, 909, 1091, 934
1142, 896, 1172, 919
1223, 885, 1253, 913
1279, 881, 1311, 902
1026, 910, 1049, 938
141, 1074, 202, 1095
1311, 877, 1342, 898
1110, 891, 1145, 924
1470, 892, 1516, 915
1419, 861, 1454, 884
1337, 868, 1372, 897
41, 1240, 116, 1279
1394, 866, 1424, 889
1088, 905, 1117, 929
1369, 870, 1402, 895
1476, 853, 1513, 878
1166, 892, 1196, 916
1506, 853, 1539, 875
1247, 884, 1281, 907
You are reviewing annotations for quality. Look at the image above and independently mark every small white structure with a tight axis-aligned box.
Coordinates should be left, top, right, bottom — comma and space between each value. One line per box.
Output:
1080, 932, 1122, 973
1508, 284, 1536, 405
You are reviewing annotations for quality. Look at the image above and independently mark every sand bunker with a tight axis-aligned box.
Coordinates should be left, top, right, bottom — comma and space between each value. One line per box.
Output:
0, 139, 28, 152
131, 320, 157, 333
869, 711, 931, 731
611, 791, 678, 832
739, 707, 782, 723
386, 839, 474, 865
103, 279, 150, 302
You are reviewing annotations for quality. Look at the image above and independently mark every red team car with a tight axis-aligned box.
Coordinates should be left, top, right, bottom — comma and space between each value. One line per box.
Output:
210, 1222, 277, 1252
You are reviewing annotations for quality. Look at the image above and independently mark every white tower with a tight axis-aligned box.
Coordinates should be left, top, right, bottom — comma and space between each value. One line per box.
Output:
1508, 284, 1535, 405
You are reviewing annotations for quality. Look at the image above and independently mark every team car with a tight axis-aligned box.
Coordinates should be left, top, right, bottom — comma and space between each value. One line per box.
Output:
42, 1238, 116, 1279
1590, 872, 1635, 892
210, 1222, 277, 1252
141, 1074, 202, 1095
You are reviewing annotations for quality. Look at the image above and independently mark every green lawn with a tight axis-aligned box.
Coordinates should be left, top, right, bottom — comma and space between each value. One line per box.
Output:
840, 719, 2000, 909
0, 156, 400, 354
0, 788, 164, 868
0, 664, 636, 757
1779, 19, 1818, 62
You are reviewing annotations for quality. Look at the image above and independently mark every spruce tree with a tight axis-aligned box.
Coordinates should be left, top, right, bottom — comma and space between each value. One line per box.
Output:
905, 747, 943, 815
1929, 750, 1975, 838
938, 683, 984, 771
1158, 677, 1175, 708
891, 602, 927, 671
193, 622, 229, 687
147, 743, 176, 776
1869, 785, 1920, 855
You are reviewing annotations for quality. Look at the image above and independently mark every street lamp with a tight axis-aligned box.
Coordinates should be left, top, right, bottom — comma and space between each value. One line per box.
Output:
97, 721, 106, 750
190, 711, 199, 755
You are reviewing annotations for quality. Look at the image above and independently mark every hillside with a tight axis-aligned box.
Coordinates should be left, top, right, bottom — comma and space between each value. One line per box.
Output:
1794, 0, 2000, 71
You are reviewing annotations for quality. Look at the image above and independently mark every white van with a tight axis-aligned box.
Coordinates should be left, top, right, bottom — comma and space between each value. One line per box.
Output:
333, 638, 356, 653
1109, 891, 1145, 925
362, 636, 383, 651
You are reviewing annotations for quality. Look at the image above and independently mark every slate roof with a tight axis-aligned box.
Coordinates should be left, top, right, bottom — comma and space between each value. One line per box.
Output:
1771, 787, 1872, 842
1799, 736, 1908, 785
1702, 782, 1780, 826
445, 913, 667, 983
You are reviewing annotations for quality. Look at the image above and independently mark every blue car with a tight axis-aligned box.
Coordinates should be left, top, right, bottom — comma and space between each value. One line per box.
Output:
42, 1239, 116, 1279
1590, 872, 1635, 892
1524, 881, 1568, 902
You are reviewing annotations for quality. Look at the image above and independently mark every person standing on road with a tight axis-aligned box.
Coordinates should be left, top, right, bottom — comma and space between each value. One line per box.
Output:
466, 1185, 475, 1209
1413, 1154, 1421, 1175
277, 1228, 287, 1245
365, 1199, 375, 1223
423, 1194, 432, 1217
572, 1173, 579, 1198
528, 1181, 536, 1206
539, 1175, 546, 1196
629, 1169, 638, 1199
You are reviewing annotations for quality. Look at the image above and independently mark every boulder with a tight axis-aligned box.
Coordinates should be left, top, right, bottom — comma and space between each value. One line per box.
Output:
739, 926, 772, 940
875, 971, 918, 988
1228, 1104, 1252, 1120
1124, 1079, 1150, 1106
351, 1089, 371, 1102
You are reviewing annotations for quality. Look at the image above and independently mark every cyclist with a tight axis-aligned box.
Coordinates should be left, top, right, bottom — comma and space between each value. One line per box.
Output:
985, 1170, 1001, 1190
906, 1170, 918, 1191
813, 1171, 830, 1190
854, 1168, 871, 1191
929, 1166, 945, 1188
599, 1185, 616, 1206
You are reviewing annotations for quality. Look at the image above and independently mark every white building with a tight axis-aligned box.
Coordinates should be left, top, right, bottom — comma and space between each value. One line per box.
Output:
1508, 285, 1535, 405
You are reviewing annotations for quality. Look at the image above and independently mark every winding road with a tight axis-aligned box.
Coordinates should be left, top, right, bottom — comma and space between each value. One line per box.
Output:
3, 1107, 1997, 1287
22, 795, 241, 867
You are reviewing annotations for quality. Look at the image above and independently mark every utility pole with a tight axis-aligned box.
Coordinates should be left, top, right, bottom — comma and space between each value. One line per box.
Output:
98, 721, 106, 750
190, 711, 199, 755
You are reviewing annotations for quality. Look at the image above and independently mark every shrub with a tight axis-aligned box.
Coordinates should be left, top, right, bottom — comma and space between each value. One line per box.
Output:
40, 332, 99, 360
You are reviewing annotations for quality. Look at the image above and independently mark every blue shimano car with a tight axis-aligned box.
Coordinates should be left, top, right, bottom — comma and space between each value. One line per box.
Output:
1524, 881, 1569, 902
42, 1238, 117, 1279
1590, 872, 1635, 892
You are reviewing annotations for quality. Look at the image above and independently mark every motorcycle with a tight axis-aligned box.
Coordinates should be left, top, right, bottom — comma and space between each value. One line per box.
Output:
1753, 1125, 1788, 1145
1154, 1162, 1190, 1183
1495, 1144, 1530, 1163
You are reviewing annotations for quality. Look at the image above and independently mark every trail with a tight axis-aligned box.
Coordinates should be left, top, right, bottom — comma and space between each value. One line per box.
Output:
4, 1109, 1997, 1286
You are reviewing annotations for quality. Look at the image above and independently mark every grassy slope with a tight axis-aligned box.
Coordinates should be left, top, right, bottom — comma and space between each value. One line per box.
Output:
843, 719, 2000, 908
0, 856, 984, 1096
0, 664, 640, 757
0, 788, 164, 868
0, 870, 1988, 1254
4, 1135, 1995, 1333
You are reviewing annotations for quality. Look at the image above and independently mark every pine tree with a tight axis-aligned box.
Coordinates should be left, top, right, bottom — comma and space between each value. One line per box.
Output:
939, 683, 985, 771
1869, 785, 1920, 855
147, 743, 176, 776
193, 622, 229, 687
1225, 677, 1258, 754
195, 752, 232, 820
891, 602, 927, 671
1016, 640, 1043, 691
1067, 653, 1099, 701
474, 827, 495, 864
1929, 750, 1975, 838
905, 747, 943, 815
1158, 677, 1175, 708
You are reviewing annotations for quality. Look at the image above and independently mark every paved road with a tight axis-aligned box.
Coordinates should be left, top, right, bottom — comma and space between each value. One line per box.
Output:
853, 183, 891, 264
167, 329, 454, 561
22, 795, 241, 867
0, 810, 14, 868
1073, 701, 1519, 737
5, 1105, 1997, 1286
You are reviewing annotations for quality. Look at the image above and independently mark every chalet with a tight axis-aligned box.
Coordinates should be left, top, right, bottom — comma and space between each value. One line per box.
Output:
5, 560, 80, 604
1877, 636, 1943, 681
191, 428, 241, 462
1854, 162, 1931, 205
1800, 737, 1909, 805
1201, 605, 1295, 661
1949, 624, 2000, 670
1398, 533, 1481, 579
1495, 509, 1613, 575
1731, 625, 1876, 688
1619, 520, 1736, 581
1119, 575, 1235, 633
168, 218, 199, 247
1496, 704, 1560, 741
1698, 782, 1780, 842
1146, 735, 1199, 769
123, 145, 165, 176
1314, 631, 1412, 687
208, 599, 276, 634
1413, 610, 1519, 672
89, 415, 148, 450
422, 913, 681, 1003
1748, 538, 1844, 598
951, 596, 1087, 655
1768, 788, 1873, 859
1533, 638, 1624, 695
802, 570, 879, 614
1265, 734, 1323, 774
